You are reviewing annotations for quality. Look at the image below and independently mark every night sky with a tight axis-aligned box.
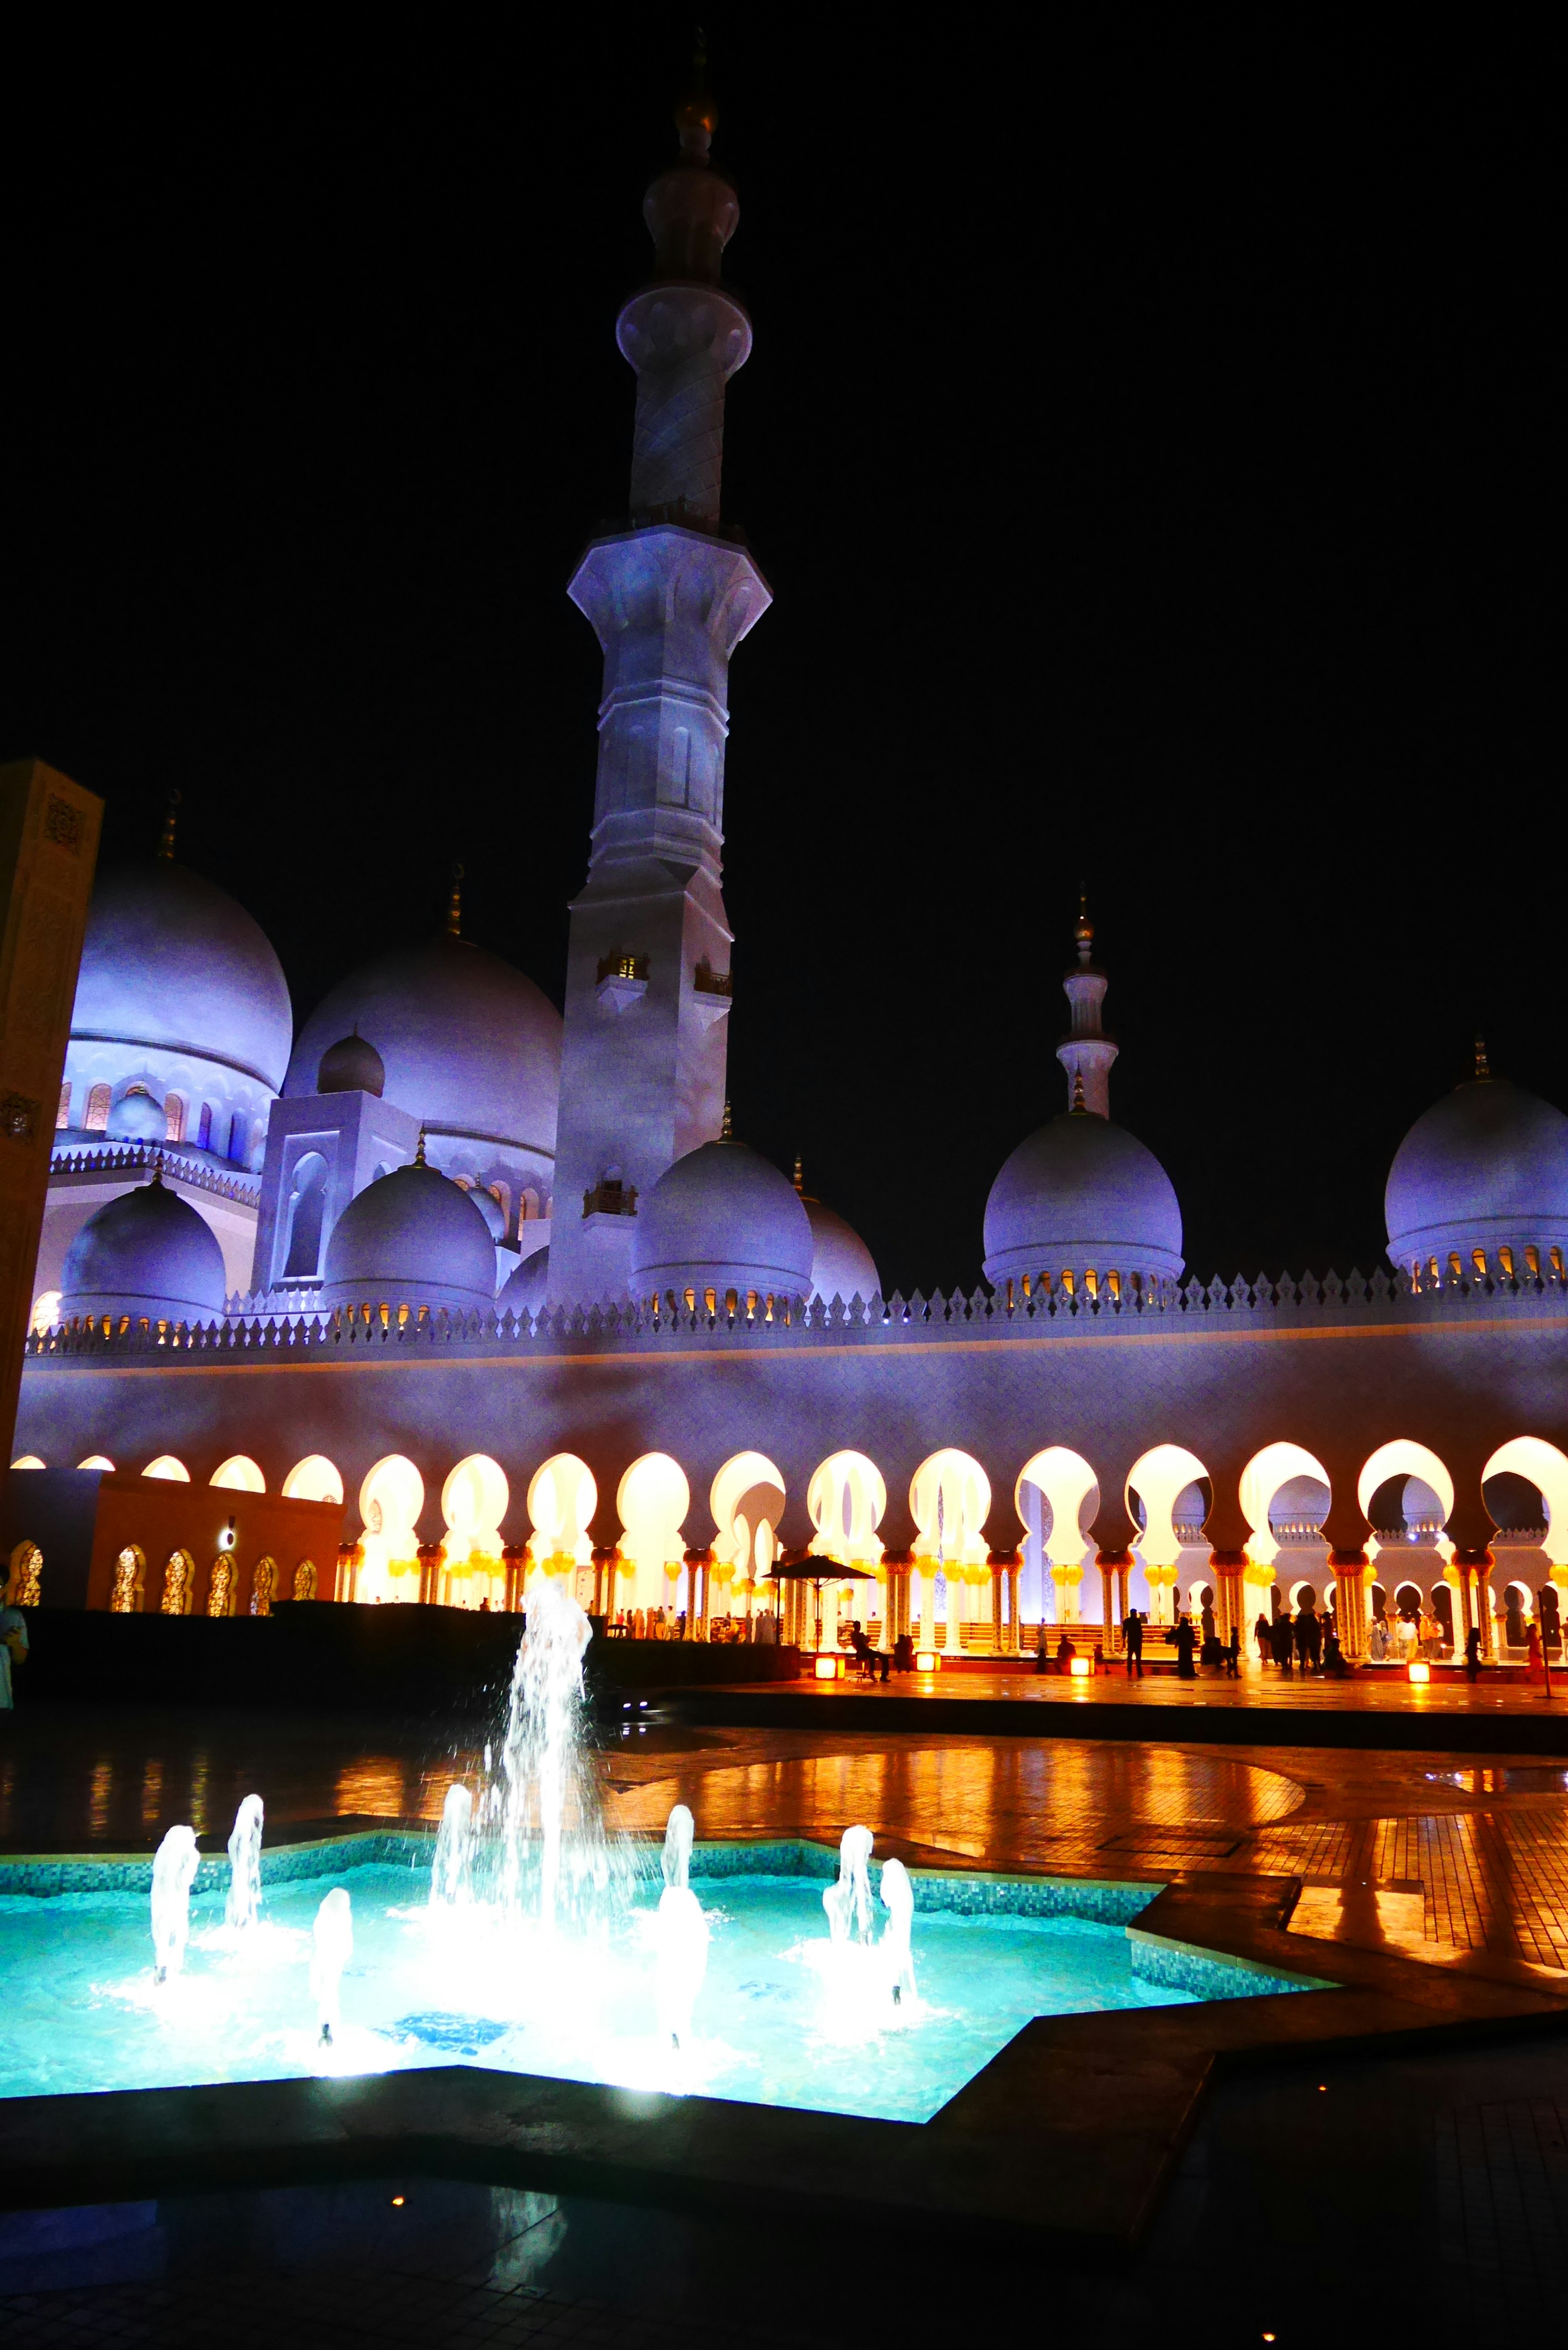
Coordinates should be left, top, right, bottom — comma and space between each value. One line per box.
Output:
4, 24, 1551, 1296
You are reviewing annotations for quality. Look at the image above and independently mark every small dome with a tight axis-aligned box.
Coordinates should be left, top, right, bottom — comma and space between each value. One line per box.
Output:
631, 1138, 813, 1305
498, 1245, 551, 1318
320, 1159, 498, 1315
983, 1113, 1183, 1289
316, 1032, 385, 1097
72, 859, 292, 1091
60, 1177, 227, 1324
1385, 1075, 1568, 1272
287, 931, 561, 1156
107, 1087, 168, 1143
801, 1192, 880, 1304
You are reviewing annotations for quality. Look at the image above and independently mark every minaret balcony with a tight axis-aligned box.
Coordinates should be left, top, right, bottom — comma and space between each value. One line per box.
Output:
596, 953, 649, 1014
691, 958, 733, 1031
582, 1177, 638, 1220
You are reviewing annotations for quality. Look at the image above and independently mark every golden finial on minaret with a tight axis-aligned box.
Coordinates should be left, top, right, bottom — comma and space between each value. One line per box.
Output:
1070, 1069, 1088, 1115
793, 1153, 804, 1193
150, 1152, 165, 1185
1074, 883, 1094, 966
414, 1127, 428, 1166
158, 789, 181, 861
446, 862, 464, 938
674, 25, 717, 154
720, 1099, 734, 1141
1474, 1036, 1492, 1080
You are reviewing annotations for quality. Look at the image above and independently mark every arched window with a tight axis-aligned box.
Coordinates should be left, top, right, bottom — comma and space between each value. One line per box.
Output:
211, 1455, 265, 1492
251, 1557, 277, 1616
490, 1181, 512, 1233
196, 1104, 213, 1151
29, 1292, 61, 1334
164, 1093, 186, 1143
207, 1557, 234, 1616
111, 1545, 145, 1612
227, 1113, 248, 1166
292, 1559, 317, 1600
282, 1151, 330, 1278
56, 1081, 71, 1130
85, 1084, 111, 1132
160, 1551, 194, 1615
520, 1187, 541, 1224
8, 1543, 41, 1606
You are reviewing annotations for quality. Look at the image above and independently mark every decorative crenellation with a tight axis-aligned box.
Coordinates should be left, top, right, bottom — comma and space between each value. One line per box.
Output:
26, 1252, 1568, 1363
49, 1142, 261, 1207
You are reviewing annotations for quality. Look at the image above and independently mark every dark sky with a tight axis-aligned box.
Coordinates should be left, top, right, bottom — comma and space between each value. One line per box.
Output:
4, 22, 1553, 1294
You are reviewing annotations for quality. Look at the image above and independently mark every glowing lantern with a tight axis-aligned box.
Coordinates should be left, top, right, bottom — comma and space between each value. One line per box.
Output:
915, 1649, 939, 1673
1070, 1655, 1093, 1678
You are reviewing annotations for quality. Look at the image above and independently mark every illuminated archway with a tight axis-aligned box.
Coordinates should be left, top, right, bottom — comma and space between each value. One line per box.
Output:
77, 1455, 114, 1471
616, 1453, 690, 1617
1238, 1443, 1331, 1567
1483, 1437, 1568, 1568
910, 1450, 991, 1654
1127, 1445, 1208, 1626
110, 1544, 144, 1612
802, 1451, 885, 1650
283, 1455, 344, 1504
160, 1549, 195, 1614
526, 1455, 597, 1613
712, 1452, 786, 1622
1016, 1448, 1098, 1627
143, 1455, 189, 1483
1357, 1440, 1454, 1528
9, 1455, 43, 1471
357, 1455, 424, 1604
211, 1455, 265, 1493
442, 1454, 510, 1608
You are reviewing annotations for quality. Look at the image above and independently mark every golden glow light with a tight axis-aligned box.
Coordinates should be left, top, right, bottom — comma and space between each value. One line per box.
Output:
914, 1649, 938, 1672
1070, 1655, 1092, 1677
813, 1655, 839, 1680
1408, 1660, 1430, 1684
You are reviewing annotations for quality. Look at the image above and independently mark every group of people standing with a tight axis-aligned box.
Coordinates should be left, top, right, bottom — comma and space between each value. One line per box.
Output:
1254, 1600, 1345, 1676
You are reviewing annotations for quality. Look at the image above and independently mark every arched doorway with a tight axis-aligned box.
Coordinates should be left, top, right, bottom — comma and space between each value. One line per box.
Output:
909, 1450, 990, 1656
615, 1454, 690, 1624
441, 1454, 509, 1609
357, 1456, 424, 1603
1015, 1448, 1098, 1631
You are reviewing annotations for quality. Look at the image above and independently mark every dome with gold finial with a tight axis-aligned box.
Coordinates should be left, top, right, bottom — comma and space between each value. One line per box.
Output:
631, 1112, 813, 1309
793, 1156, 881, 1306
1385, 1040, 1568, 1281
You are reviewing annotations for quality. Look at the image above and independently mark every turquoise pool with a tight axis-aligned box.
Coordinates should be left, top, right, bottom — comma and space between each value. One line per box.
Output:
0, 1839, 1313, 2124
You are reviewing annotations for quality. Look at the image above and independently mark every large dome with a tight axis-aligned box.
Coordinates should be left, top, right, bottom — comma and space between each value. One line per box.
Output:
983, 1112, 1183, 1290
1385, 1074, 1568, 1274
801, 1192, 880, 1305
498, 1244, 551, 1319
287, 932, 561, 1155
60, 1176, 228, 1324
631, 1138, 814, 1307
320, 1159, 499, 1315
71, 859, 292, 1091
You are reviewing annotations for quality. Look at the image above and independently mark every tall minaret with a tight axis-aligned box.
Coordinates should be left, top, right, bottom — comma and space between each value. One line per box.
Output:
549, 59, 771, 1306
1055, 895, 1118, 1117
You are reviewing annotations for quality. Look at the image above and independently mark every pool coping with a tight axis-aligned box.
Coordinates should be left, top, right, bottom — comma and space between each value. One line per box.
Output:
0, 1831, 1564, 2249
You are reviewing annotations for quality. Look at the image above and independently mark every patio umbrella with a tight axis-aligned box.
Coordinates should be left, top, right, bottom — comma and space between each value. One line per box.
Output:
763, 1559, 876, 1652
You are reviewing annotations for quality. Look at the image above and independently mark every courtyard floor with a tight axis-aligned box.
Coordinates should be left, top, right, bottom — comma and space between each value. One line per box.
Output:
0, 1696, 1565, 2344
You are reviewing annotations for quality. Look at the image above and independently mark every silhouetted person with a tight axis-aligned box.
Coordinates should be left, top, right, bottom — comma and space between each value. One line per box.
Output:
1271, 1614, 1293, 1673
1225, 1626, 1240, 1676
1254, 1611, 1272, 1666
1465, 1625, 1482, 1682
849, 1619, 874, 1678
1294, 1605, 1315, 1672
1175, 1615, 1196, 1678
1323, 1626, 1345, 1677
893, 1632, 914, 1673
1056, 1631, 1074, 1675
1123, 1608, 1144, 1678
1200, 1599, 1217, 1646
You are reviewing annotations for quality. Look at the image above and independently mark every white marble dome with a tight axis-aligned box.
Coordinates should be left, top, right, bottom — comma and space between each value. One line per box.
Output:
1385, 1074, 1568, 1276
71, 860, 292, 1092
983, 1112, 1183, 1291
498, 1244, 551, 1319
287, 932, 561, 1159
800, 1192, 880, 1305
631, 1137, 813, 1306
59, 1176, 228, 1325
319, 1160, 499, 1315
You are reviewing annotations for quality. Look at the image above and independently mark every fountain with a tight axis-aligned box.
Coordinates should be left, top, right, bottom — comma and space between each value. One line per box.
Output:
431, 1784, 474, 1909
822, 1825, 876, 1945
150, 1824, 199, 1983
310, 1888, 353, 2045
880, 1858, 916, 2007
225, 1794, 264, 1934
653, 1804, 708, 2051
490, 1580, 629, 1934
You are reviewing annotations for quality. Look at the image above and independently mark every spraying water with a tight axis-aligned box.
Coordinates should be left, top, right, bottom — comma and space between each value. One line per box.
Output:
823, 1825, 876, 1945
150, 1825, 199, 1982
310, 1888, 353, 2044
431, 1785, 474, 1909
494, 1582, 622, 1932
654, 1804, 708, 2050
225, 1795, 264, 1933
880, 1858, 916, 2007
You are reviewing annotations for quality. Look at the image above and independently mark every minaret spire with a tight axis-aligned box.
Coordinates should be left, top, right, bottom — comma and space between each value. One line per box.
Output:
1056, 895, 1119, 1118
158, 790, 181, 860
446, 862, 463, 938
550, 63, 772, 1309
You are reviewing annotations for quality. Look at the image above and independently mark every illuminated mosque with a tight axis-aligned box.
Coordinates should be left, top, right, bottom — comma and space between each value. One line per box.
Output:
15, 90, 1568, 1665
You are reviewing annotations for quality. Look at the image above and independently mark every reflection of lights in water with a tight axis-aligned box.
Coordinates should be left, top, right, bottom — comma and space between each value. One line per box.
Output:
335, 1762, 408, 1816
89, 1760, 112, 1838
140, 1760, 163, 1829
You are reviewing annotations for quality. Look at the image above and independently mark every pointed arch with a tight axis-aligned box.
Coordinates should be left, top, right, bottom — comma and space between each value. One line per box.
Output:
211, 1455, 265, 1493
282, 1455, 344, 1504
